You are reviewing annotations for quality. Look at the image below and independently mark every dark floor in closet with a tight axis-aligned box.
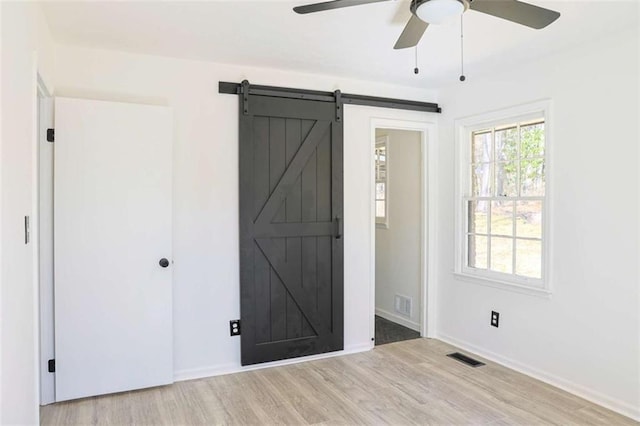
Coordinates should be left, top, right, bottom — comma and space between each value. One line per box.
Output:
374, 315, 420, 346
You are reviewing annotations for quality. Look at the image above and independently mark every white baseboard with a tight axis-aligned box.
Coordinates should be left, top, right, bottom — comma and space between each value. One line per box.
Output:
174, 342, 374, 382
375, 308, 421, 332
437, 333, 640, 422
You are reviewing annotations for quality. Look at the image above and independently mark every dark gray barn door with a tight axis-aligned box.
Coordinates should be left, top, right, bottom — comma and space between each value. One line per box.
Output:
239, 94, 343, 365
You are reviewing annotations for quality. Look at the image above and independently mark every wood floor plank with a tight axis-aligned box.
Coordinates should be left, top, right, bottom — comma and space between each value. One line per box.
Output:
40, 339, 636, 425
571, 405, 639, 426
253, 368, 330, 424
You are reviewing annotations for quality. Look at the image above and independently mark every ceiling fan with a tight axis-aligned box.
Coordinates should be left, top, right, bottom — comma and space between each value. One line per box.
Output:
293, 0, 560, 50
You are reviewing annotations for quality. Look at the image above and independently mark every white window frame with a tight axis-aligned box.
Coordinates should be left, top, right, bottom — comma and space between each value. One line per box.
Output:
454, 100, 553, 297
375, 135, 389, 228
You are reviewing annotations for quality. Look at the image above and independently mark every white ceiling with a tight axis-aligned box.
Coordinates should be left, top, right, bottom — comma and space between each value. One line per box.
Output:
40, 0, 638, 89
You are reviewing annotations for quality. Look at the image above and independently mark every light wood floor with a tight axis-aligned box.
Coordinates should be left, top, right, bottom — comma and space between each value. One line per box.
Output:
41, 338, 636, 425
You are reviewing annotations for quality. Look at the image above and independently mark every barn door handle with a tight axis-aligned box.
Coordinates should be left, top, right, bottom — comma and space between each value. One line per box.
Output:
334, 217, 343, 239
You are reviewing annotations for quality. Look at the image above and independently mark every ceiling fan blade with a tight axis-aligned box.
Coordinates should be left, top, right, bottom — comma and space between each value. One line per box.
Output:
469, 0, 560, 29
394, 14, 429, 49
294, 0, 390, 14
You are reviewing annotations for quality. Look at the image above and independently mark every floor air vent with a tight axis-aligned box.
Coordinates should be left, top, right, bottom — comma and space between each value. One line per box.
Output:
446, 352, 485, 367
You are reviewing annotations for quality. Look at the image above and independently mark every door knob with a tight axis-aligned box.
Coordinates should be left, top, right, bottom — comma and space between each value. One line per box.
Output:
159, 258, 170, 268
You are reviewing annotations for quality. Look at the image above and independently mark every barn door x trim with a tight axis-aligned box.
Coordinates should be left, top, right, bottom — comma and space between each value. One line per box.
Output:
253, 118, 334, 336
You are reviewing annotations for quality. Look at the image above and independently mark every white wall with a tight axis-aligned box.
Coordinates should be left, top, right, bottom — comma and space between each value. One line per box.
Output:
435, 26, 639, 420
0, 2, 55, 424
13, 8, 637, 423
375, 129, 422, 330
52, 44, 438, 380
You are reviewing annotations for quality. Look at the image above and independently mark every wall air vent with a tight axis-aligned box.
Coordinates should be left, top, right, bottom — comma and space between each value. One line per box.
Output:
394, 294, 412, 317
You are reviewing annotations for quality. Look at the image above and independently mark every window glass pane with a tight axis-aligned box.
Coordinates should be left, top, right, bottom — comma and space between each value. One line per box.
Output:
520, 159, 545, 196
471, 163, 492, 196
375, 145, 387, 180
472, 131, 492, 163
468, 200, 488, 235
495, 162, 517, 197
376, 183, 385, 200
378, 165, 386, 180
490, 237, 513, 274
516, 201, 542, 238
495, 127, 518, 162
516, 239, 542, 278
468, 235, 487, 269
491, 200, 514, 236
376, 201, 385, 218
378, 146, 386, 161
520, 122, 545, 158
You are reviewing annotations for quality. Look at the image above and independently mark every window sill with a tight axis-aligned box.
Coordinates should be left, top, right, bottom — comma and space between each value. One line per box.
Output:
453, 272, 552, 299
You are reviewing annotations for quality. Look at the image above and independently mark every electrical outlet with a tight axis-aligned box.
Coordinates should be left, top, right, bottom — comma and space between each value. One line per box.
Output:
229, 320, 241, 336
491, 311, 500, 328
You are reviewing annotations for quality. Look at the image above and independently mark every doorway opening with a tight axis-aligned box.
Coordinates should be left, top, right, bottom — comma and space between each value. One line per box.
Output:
373, 128, 424, 346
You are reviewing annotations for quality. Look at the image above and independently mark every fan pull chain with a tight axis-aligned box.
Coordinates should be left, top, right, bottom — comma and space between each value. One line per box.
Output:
460, 14, 466, 82
414, 46, 419, 75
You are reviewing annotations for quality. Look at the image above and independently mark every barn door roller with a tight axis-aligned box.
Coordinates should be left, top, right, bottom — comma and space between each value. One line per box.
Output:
241, 80, 250, 115
334, 90, 342, 122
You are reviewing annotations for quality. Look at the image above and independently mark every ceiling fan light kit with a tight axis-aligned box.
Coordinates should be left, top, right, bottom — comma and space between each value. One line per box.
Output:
412, 0, 467, 25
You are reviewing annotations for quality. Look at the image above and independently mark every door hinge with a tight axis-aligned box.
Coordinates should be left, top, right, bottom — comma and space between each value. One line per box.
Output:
47, 128, 55, 142
241, 80, 250, 116
48, 359, 55, 373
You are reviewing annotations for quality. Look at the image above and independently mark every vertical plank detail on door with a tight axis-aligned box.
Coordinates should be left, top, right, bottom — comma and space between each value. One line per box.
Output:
301, 121, 318, 338
253, 116, 271, 344
240, 95, 343, 365
285, 118, 302, 340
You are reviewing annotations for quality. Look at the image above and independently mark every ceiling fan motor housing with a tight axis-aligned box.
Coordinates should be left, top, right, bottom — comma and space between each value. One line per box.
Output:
411, 0, 470, 23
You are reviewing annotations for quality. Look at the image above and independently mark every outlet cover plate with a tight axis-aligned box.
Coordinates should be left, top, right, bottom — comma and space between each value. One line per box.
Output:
491, 311, 499, 328
229, 320, 241, 336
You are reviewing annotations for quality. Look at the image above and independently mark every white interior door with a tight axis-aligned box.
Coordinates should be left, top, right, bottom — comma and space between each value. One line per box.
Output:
54, 97, 173, 402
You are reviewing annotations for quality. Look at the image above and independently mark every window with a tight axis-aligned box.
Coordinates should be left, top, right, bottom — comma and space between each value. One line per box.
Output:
456, 102, 550, 293
375, 136, 388, 227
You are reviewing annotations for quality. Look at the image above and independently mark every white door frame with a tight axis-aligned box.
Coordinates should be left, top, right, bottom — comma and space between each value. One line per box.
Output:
35, 72, 55, 405
370, 118, 438, 340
